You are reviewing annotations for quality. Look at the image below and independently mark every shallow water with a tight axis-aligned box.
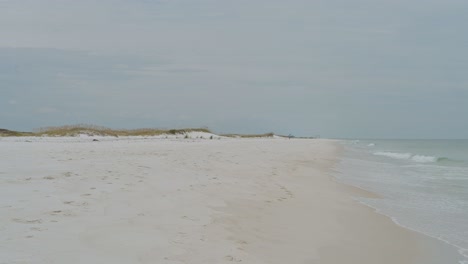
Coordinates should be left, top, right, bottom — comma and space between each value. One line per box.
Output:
335, 140, 468, 264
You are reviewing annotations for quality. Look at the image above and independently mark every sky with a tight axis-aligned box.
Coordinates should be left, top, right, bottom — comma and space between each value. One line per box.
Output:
1, 0, 467, 138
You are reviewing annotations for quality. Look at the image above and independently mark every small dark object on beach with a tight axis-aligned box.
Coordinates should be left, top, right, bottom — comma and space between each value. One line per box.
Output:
92, 139, 99, 142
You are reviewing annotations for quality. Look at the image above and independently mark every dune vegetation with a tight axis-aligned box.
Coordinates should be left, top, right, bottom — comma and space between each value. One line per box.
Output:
0, 125, 210, 137
0, 129, 34, 137
0, 124, 277, 138
33, 125, 212, 137
220, 132, 275, 138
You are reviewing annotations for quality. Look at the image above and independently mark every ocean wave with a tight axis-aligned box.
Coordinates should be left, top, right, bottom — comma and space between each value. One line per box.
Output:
374, 152, 443, 163
411, 155, 438, 163
374, 151, 413, 160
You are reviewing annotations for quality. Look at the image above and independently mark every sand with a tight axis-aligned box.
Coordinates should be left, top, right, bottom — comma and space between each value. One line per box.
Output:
0, 137, 460, 263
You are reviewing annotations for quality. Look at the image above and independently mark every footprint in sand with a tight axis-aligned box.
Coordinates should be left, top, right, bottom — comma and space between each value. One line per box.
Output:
181, 216, 198, 222
224, 255, 242, 262
49, 210, 76, 217
277, 184, 294, 198
63, 201, 89, 207
30, 227, 47, 231
12, 218, 43, 224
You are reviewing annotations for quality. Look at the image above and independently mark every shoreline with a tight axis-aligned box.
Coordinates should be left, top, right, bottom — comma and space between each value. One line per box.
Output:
334, 140, 467, 264
355, 198, 468, 263
0, 137, 461, 263
214, 139, 461, 264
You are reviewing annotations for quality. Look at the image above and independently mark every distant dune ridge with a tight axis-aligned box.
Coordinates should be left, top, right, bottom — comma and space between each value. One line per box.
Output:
0, 124, 280, 138
0, 128, 33, 137
0, 125, 318, 139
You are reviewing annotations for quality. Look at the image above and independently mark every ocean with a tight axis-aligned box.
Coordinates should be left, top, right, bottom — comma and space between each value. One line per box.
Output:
335, 140, 468, 263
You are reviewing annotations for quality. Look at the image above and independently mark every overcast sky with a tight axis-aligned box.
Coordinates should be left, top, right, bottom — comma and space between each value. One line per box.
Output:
1, 0, 467, 138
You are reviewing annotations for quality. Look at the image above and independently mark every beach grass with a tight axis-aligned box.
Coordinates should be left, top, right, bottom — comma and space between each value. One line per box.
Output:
0, 125, 211, 137
0, 129, 34, 137
1, 125, 280, 138
34, 125, 212, 137
221, 132, 275, 138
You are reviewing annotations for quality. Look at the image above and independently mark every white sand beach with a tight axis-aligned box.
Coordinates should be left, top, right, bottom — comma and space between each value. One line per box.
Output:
0, 136, 460, 263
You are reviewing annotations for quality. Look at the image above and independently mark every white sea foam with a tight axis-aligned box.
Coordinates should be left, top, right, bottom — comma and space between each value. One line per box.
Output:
374, 151, 413, 160
374, 151, 439, 163
367, 143, 375, 147
412, 155, 438, 163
